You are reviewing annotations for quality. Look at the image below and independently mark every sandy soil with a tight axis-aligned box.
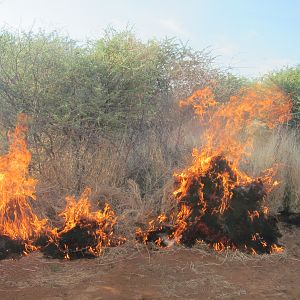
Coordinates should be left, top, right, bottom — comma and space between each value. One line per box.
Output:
0, 225, 299, 300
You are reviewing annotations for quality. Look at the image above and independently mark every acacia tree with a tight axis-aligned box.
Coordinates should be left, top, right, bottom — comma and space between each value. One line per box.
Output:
0, 28, 244, 194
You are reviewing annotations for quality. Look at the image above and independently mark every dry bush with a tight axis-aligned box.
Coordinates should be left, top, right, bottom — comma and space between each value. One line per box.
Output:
245, 127, 300, 213
33, 121, 300, 235
0, 29, 246, 231
32, 125, 191, 226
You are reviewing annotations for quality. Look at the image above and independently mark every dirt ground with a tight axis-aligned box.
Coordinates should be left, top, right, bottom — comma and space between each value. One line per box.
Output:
0, 224, 299, 300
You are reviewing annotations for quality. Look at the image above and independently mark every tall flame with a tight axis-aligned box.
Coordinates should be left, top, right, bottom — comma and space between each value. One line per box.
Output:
0, 114, 46, 250
137, 84, 292, 254
175, 84, 292, 204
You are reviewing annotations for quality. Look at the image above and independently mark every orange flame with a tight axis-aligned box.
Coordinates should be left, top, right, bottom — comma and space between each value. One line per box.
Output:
213, 242, 225, 252
137, 84, 291, 254
173, 84, 291, 251
270, 244, 284, 253
175, 84, 292, 207
0, 114, 46, 251
48, 188, 125, 259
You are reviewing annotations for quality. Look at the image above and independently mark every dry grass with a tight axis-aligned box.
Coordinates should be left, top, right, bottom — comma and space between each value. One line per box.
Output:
32, 122, 300, 234
245, 127, 300, 213
31, 129, 184, 233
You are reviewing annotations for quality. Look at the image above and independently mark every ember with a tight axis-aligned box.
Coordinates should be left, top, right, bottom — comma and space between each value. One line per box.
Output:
137, 85, 291, 254
42, 188, 126, 259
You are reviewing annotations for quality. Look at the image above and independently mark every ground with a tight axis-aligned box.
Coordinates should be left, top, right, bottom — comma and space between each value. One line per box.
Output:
0, 225, 299, 300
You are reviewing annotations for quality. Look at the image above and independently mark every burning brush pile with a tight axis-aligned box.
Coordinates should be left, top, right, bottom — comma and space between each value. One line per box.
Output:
0, 114, 125, 260
0, 114, 47, 259
136, 85, 292, 254
42, 188, 126, 259
0, 84, 293, 260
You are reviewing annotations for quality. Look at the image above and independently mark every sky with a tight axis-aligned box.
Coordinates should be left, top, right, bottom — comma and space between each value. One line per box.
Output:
0, 0, 299, 77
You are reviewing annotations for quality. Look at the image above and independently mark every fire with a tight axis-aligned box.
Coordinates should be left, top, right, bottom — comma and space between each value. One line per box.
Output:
213, 242, 226, 252
270, 244, 284, 253
137, 84, 291, 254
0, 114, 125, 260
176, 84, 291, 190
42, 188, 126, 259
0, 114, 47, 257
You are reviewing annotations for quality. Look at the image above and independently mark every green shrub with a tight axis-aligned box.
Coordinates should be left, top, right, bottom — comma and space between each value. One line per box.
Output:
264, 66, 300, 126
0, 28, 244, 195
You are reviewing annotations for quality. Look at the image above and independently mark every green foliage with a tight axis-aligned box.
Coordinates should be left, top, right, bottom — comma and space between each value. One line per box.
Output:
0, 28, 244, 193
264, 66, 300, 126
0, 28, 244, 135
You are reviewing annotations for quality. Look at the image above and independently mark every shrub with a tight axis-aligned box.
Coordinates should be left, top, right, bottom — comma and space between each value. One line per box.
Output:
264, 66, 300, 126
0, 28, 244, 201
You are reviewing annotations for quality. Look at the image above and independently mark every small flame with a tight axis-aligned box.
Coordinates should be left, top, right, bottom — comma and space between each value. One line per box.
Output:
248, 210, 260, 222
213, 242, 225, 252
270, 244, 284, 253
45, 188, 125, 259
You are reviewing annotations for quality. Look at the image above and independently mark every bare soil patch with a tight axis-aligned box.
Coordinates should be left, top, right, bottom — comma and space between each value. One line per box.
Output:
0, 225, 299, 300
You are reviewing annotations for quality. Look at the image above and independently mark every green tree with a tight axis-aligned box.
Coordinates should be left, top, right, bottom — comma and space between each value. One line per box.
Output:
0, 28, 244, 194
264, 66, 300, 126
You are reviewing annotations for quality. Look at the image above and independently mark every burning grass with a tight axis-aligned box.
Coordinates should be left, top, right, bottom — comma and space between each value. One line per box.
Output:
136, 85, 292, 254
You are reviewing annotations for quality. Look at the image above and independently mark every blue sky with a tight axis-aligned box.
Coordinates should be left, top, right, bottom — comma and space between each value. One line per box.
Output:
0, 0, 299, 77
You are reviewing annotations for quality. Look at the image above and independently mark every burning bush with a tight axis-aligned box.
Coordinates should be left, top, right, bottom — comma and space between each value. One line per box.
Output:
136, 85, 292, 254
0, 115, 125, 260
0, 114, 47, 259
42, 188, 126, 259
